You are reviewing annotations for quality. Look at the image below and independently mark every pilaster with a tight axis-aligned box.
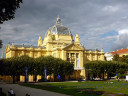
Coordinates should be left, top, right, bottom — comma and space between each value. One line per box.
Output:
90, 54, 92, 61
95, 54, 98, 60
79, 51, 83, 67
22, 51, 25, 56
38, 52, 42, 57
56, 50, 59, 58
30, 51, 34, 58
62, 50, 66, 60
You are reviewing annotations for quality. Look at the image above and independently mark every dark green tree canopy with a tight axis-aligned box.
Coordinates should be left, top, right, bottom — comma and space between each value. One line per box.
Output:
84, 61, 128, 80
113, 54, 119, 61
0, 55, 74, 82
0, 40, 2, 48
0, 0, 22, 23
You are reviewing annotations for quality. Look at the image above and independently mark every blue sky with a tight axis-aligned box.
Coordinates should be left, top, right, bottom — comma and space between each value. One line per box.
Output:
1, 0, 128, 58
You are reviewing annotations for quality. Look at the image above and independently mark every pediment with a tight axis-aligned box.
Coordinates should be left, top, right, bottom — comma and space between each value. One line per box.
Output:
63, 43, 84, 51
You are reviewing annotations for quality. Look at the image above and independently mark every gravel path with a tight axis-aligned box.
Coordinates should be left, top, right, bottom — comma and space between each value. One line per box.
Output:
0, 83, 70, 96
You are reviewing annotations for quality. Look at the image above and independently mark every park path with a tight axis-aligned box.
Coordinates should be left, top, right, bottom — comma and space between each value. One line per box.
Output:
0, 83, 70, 96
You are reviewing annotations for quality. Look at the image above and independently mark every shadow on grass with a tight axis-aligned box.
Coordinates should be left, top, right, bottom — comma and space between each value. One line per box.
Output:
20, 83, 128, 96
20, 84, 102, 96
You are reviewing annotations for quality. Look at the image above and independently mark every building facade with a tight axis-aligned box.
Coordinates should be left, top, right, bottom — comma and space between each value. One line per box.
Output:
5, 17, 105, 81
105, 48, 128, 61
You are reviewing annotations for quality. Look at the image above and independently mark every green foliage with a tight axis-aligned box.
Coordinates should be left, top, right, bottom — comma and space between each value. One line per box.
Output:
118, 74, 126, 79
0, 58, 5, 75
0, 0, 22, 23
113, 54, 119, 61
0, 40, 2, 48
84, 61, 128, 80
35, 56, 74, 79
117, 55, 128, 64
0, 55, 74, 82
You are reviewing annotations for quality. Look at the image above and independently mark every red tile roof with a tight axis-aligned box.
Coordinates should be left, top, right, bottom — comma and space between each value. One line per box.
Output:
108, 48, 128, 55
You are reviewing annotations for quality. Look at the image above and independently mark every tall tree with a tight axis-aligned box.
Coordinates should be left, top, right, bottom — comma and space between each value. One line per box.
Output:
0, 58, 5, 75
5, 56, 20, 83
0, 0, 22, 24
0, 40, 2, 48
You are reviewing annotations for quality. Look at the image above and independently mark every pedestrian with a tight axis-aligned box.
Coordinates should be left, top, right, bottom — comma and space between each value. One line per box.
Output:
8, 89, 15, 96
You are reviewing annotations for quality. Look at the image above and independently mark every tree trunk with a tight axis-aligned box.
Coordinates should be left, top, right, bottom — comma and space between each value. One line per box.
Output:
103, 73, 104, 80
107, 74, 109, 79
12, 75, 15, 84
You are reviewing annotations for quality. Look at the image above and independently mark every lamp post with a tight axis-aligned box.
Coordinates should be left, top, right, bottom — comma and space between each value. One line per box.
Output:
25, 66, 28, 83
44, 67, 47, 82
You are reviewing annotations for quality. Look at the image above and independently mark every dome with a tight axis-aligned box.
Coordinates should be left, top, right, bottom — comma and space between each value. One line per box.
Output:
45, 17, 72, 36
51, 24, 72, 35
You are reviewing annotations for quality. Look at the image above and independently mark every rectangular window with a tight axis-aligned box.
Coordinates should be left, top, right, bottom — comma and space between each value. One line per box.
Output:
71, 53, 75, 57
66, 53, 69, 58
76, 53, 79, 58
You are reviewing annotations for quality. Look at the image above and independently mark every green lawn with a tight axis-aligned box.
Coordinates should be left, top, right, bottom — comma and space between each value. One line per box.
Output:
21, 80, 128, 96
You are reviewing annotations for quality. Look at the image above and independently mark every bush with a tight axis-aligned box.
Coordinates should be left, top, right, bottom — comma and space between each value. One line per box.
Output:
118, 74, 126, 79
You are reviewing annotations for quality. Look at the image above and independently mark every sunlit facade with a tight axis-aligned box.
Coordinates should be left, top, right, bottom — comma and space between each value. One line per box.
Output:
5, 17, 105, 82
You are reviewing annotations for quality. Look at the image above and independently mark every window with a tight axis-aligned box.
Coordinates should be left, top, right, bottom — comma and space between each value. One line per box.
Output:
66, 53, 69, 58
71, 53, 75, 57
76, 53, 79, 58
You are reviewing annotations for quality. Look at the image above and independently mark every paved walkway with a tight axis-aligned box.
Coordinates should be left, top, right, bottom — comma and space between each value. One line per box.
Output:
0, 83, 70, 96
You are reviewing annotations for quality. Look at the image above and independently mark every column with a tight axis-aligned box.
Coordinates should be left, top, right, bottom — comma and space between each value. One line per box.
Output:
74, 53, 77, 67
69, 53, 71, 62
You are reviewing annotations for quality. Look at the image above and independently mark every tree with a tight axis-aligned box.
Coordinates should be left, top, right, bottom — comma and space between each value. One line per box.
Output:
1, 55, 74, 83
36, 56, 74, 81
0, 0, 22, 23
4, 55, 35, 83
113, 54, 119, 61
118, 55, 128, 64
5, 56, 21, 83
18, 55, 35, 75
84, 61, 128, 80
0, 40, 2, 48
0, 58, 5, 75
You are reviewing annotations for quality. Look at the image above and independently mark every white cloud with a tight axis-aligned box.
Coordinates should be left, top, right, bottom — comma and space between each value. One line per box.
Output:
103, 5, 119, 12
112, 29, 128, 51
1, 0, 128, 56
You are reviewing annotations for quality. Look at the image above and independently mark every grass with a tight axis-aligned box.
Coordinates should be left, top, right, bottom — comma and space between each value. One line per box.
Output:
21, 80, 128, 96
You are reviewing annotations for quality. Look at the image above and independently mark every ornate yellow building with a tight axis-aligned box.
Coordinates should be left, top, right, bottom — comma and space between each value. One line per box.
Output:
5, 17, 105, 81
